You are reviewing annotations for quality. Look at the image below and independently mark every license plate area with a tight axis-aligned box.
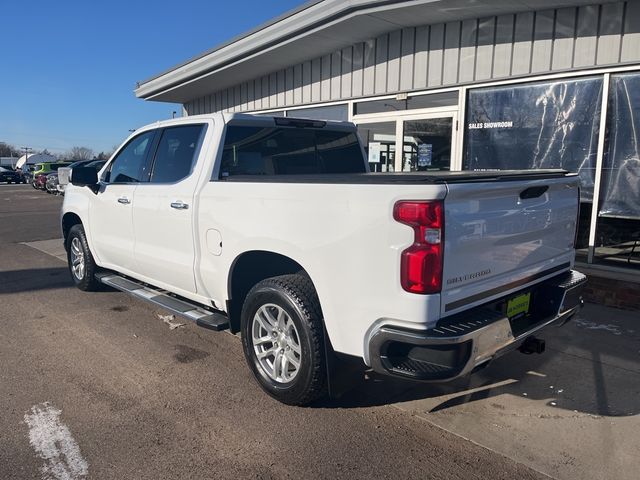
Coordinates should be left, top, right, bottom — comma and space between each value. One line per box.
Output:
506, 292, 531, 320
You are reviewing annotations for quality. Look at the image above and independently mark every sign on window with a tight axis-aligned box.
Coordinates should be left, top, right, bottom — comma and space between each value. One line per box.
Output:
464, 77, 603, 202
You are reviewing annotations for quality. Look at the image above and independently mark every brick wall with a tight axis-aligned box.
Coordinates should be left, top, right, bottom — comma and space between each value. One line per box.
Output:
583, 274, 640, 311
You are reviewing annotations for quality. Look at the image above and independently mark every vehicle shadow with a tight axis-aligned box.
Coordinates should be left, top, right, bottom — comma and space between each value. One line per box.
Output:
321, 309, 640, 418
0, 267, 73, 294
0, 267, 119, 295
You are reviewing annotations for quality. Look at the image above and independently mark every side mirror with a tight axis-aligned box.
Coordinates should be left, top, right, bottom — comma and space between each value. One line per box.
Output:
70, 166, 99, 193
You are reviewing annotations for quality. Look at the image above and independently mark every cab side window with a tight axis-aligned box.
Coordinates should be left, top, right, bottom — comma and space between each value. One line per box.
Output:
104, 131, 155, 183
149, 125, 205, 183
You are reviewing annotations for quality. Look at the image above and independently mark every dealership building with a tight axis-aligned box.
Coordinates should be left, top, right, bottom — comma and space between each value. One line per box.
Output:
136, 0, 640, 307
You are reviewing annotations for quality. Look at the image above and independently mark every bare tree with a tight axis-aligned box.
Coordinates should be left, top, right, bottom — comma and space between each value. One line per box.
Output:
95, 151, 113, 161
0, 142, 22, 157
67, 146, 94, 161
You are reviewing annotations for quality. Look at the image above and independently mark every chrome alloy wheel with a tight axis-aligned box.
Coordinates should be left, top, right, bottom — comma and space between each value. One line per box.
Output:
252, 304, 302, 384
70, 237, 85, 280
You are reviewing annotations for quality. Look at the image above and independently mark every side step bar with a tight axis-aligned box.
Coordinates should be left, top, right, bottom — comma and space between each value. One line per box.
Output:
96, 272, 229, 331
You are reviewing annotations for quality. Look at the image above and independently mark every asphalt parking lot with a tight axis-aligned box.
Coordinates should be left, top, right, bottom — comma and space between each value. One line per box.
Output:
1, 184, 638, 480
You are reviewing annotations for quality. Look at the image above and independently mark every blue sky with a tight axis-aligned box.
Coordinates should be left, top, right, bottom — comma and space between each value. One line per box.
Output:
0, 0, 304, 155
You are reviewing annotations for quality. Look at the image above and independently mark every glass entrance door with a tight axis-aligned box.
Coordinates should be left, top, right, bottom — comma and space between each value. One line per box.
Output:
401, 117, 454, 171
355, 111, 457, 173
357, 122, 396, 172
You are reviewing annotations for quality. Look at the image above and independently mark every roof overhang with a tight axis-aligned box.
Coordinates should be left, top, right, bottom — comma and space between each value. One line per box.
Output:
135, 0, 611, 104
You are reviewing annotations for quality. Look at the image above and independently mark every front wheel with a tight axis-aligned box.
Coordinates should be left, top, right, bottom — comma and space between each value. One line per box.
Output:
66, 224, 100, 291
241, 274, 327, 406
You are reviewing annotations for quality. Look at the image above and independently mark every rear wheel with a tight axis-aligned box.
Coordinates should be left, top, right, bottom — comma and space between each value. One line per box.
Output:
66, 224, 100, 291
240, 274, 327, 406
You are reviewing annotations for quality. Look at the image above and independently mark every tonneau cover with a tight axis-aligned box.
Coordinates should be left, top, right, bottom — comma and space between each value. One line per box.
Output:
222, 169, 571, 184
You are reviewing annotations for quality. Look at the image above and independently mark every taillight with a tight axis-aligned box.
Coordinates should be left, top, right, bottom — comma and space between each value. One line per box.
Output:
393, 201, 444, 294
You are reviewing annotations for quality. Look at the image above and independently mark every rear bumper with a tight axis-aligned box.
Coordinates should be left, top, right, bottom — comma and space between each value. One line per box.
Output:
368, 269, 586, 381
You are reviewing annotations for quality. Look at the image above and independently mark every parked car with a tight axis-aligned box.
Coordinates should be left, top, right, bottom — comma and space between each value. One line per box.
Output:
0, 166, 26, 184
62, 113, 586, 405
21, 168, 34, 184
33, 173, 49, 190
46, 172, 59, 194
31, 162, 71, 188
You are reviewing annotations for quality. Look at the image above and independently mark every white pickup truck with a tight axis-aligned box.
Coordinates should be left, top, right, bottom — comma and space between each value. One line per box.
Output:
61, 113, 586, 405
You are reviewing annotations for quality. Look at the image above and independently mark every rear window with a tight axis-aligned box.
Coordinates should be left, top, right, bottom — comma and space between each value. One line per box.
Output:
219, 126, 365, 178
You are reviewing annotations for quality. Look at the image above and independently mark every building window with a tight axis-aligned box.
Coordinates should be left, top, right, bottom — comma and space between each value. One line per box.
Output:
464, 76, 603, 203
354, 91, 458, 115
594, 72, 640, 266
287, 104, 348, 121
257, 111, 285, 117
464, 76, 604, 250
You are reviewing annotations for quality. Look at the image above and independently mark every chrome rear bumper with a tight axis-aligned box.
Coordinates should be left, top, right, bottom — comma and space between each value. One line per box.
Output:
368, 270, 587, 381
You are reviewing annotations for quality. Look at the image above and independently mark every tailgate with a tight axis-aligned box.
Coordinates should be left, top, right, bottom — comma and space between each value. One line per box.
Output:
441, 174, 580, 316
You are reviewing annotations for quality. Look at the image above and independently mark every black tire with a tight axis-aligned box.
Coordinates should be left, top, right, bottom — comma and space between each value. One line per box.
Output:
241, 274, 327, 406
66, 224, 101, 291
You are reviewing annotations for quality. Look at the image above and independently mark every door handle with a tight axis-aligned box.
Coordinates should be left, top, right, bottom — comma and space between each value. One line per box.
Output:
170, 201, 189, 210
117, 197, 130, 204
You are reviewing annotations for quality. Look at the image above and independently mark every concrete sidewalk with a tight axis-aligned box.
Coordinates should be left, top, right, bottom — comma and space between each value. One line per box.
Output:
22, 238, 67, 262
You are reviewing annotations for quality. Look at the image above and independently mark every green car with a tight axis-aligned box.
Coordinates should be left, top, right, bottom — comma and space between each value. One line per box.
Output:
32, 162, 72, 189
32, 161, 72, 176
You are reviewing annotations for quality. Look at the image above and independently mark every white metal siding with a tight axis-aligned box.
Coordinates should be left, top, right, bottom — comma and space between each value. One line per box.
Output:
185, 1, 640, 115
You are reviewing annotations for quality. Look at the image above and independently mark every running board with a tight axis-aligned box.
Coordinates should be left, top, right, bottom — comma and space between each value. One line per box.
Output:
96, 273, 229, 331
